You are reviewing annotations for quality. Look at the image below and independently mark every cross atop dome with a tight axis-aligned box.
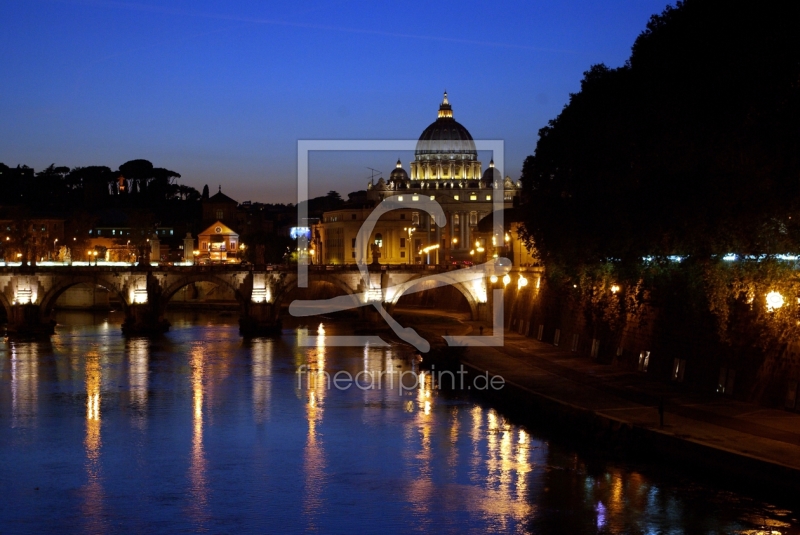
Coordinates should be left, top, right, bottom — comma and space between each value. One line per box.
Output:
438, 90, 453, 119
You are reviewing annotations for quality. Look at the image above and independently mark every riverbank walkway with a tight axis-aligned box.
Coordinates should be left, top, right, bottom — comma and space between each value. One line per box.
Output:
449, 320, 800, 476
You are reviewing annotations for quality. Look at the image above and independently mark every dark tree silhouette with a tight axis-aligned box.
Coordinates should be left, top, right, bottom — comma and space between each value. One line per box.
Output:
520, 0, 800, 275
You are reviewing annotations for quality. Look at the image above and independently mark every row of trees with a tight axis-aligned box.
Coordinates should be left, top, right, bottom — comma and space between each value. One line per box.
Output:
0, 159, 200, 223
518, 0, 800, 389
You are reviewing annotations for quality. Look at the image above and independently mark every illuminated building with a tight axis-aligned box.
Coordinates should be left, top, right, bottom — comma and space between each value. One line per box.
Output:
197, 221, 240, 263
319, 92, 521, 265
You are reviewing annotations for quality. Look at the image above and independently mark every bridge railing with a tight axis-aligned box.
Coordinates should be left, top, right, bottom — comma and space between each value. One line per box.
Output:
0, 262, 536, 274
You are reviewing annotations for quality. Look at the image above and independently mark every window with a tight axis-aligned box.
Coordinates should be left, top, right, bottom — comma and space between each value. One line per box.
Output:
412, 195, 419, 201
469, 212, 478, 225
400, 238, 406, 248
485, 195, 492, 201
351, 214, 356, 219
430, 195, 435, 200
351, 238, 356, 248
400, 213, 406, 220
469, 194, 477, 201
216, 209, 224, 220
374, 233, 383, 248
351, 251, 356, 258
412, 212, 420, 225
454, 195, 459, 200
454, 214, 460, 227
400, 251, 405, 258
398, 196, 404, 201
202, 242, 207, 250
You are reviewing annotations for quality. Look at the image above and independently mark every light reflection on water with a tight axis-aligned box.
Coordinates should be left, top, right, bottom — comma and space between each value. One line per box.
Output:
0, 311, 796, 534
82, 349, 104, 534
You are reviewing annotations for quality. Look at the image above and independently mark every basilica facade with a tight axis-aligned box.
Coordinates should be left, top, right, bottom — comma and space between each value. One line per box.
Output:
315, 93, 520, 265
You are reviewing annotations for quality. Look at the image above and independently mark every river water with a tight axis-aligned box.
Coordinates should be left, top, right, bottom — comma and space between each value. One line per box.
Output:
0, 311, 797, 534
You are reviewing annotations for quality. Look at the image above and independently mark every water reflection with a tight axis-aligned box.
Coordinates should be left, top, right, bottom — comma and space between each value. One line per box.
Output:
477, 407, 535, 528
10, 342, 38, 428
83, 350, 105, 534
128, 338, 148, 429
407, 369, 434, 527
251, 338, 273, 423
302, 324, 328, 531
188, 344, 209, 529
0, 315, 795, 534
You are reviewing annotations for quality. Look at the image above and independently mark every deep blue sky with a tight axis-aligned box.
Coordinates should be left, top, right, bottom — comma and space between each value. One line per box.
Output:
0, 0, 671, 204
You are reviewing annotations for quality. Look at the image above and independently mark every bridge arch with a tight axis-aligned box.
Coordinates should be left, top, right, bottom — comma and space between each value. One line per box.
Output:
273, 274, 357, 314
388, 273, 479, 320
38, 275, 129, 320
159, 273, 246, 315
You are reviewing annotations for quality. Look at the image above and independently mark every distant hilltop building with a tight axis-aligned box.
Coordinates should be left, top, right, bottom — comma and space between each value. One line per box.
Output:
315, 92, 521, 265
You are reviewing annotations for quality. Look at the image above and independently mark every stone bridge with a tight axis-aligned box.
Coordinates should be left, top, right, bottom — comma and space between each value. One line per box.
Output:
0, 264, 502, 337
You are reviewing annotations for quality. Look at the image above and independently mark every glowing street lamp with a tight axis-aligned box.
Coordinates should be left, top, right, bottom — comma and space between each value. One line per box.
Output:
610, 284, 620, 294
502, 274, 511, 287
490, 275, 498, 284
766, 291, 784, 311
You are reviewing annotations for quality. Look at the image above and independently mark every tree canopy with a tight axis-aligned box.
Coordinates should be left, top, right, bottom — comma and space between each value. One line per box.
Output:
521, 0, 800, 275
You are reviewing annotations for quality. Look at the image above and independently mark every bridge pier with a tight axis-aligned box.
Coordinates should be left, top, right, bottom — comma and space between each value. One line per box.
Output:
6, 304, 56, 338
122, 303, 170, 336
239, 302, 281, 336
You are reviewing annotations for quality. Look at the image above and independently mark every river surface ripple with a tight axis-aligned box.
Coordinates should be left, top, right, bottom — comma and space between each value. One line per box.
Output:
0, 311, 797, 534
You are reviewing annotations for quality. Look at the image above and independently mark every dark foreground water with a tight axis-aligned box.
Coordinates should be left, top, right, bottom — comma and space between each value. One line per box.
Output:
0, 311, 797, 534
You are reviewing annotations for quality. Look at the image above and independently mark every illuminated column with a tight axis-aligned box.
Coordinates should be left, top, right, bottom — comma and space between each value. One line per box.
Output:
435, 222, 441, 264
456, 212, 462, 249
461, 212, 467, 249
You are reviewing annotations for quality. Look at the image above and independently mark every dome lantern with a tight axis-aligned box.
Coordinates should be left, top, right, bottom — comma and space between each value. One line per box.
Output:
438, 91, 453, 119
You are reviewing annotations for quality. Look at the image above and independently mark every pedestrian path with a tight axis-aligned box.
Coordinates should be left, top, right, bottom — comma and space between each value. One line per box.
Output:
460, 324, 800, 473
